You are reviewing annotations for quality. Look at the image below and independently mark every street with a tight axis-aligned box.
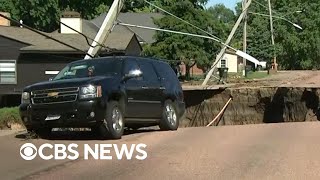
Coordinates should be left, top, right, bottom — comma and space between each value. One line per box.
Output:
1, 122, 320, 180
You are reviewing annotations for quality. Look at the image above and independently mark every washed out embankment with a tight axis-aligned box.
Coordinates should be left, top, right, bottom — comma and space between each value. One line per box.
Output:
181, 87, 320, 127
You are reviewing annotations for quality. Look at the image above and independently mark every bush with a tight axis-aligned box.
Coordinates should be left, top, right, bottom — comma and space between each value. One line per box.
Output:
0, 107, 22, 129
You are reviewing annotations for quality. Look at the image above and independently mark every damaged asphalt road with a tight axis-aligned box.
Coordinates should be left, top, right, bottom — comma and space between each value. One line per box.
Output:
1, 122, 320, 180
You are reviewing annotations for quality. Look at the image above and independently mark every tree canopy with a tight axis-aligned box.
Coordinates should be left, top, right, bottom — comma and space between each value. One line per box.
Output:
238, 0, 320, 70
142, 0, 231, 79
1, 0, 319, 71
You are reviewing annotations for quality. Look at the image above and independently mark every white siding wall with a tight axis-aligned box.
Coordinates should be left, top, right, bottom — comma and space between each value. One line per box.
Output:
0, 60, 16, 84
217, 53, 238, 73
60, 18, 82, 34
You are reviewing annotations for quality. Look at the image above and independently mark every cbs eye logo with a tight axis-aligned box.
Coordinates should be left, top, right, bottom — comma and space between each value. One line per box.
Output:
20, 143, 37, 160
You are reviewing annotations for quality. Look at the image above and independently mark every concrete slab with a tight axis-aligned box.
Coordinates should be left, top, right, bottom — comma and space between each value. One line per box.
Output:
182, 84, 233, 91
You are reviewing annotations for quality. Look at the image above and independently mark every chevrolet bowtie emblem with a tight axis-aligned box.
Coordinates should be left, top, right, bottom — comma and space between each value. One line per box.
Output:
48, 92, 59, 97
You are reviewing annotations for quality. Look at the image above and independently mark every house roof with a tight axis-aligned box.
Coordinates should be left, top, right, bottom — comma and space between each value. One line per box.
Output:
0, 26, 45, 46
225, 49, 237, 55
0, 24, 138, 53
91, 12, 164, 44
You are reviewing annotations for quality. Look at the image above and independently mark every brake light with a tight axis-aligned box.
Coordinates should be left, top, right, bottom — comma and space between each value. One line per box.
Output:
97, 86, 102, 97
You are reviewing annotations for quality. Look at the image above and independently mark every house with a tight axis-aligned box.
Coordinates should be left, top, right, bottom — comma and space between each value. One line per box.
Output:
217, 50, 240, 73
92, 12, 164, 45
0, 11, 142, 107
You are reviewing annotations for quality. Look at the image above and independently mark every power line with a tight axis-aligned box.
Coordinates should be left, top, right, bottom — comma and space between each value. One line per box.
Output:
58, 21, 119, 54
0, 13, 95, 58
253, 0, 281, 16
143, 0, 223, 42
117, 22, 236, 51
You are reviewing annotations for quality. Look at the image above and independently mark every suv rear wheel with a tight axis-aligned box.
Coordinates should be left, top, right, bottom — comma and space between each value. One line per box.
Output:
159, 100, 179, 131
96, 101, 125, 139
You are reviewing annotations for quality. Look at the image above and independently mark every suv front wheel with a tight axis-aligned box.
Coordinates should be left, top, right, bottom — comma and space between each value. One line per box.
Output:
96, 101, 125, 139
159, 100, 179, 131
34, 127, 52, 139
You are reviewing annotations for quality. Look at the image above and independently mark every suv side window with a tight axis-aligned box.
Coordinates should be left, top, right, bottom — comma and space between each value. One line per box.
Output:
94, 59, 122, 76
139, 60, 159, 83
124, 58, 139, 74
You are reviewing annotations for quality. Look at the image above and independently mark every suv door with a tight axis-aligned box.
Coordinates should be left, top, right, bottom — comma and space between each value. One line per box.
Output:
137, 59, 163, 118
123, 57, 146, 119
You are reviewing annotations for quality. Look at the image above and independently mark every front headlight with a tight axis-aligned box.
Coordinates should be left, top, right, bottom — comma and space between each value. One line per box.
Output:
21, 92, 31, 104
80, 85, 102, 99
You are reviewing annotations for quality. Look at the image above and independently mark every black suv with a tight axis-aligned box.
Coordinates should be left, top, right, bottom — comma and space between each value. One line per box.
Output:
19, 56, 185, 139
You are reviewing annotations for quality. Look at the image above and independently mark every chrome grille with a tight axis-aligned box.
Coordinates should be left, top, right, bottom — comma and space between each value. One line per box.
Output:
31, 87, 79, 105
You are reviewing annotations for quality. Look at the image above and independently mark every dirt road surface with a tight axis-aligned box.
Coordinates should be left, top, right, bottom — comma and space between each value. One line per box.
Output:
241, 70, 320, 88
182, 70, 320, 89
1, 122, 320, 180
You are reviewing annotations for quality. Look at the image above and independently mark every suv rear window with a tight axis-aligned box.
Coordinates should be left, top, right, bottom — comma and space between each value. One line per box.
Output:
152, 61, 177, 80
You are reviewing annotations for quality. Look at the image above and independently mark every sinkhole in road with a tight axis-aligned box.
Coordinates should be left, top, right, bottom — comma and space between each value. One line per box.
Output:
182, 87, 320, 127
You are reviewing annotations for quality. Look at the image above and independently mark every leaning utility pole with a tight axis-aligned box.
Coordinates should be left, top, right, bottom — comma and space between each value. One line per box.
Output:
268, 0, 277, 71
202, 0, 253, 86
242, 0, 248, 76
84, 0, 124, 59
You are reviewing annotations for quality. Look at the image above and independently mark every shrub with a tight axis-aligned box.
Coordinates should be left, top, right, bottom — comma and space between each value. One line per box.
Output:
0, 107, 22, 129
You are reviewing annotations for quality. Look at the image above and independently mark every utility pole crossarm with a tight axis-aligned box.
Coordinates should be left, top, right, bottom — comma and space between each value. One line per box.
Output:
202, 0, 253, 86
84, 0, 124, 59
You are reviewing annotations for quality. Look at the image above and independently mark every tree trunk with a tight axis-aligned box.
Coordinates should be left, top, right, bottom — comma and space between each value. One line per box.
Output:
186, 64, 191, 80
185, 61, 196, 81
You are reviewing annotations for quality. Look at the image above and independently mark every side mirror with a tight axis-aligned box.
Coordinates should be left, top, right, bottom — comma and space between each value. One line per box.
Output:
123, 69, 143, 81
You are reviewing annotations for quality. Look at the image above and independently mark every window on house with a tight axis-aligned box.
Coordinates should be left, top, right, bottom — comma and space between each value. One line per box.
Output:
0, 60, 17, 84
221, 59, 227, 68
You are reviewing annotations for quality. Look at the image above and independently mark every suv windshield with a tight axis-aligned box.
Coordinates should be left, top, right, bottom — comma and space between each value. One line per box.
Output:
53, 59, 121, 81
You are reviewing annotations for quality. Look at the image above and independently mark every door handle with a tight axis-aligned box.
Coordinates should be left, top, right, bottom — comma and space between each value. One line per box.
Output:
142, 86, 149, 89
160, 86, 166, 90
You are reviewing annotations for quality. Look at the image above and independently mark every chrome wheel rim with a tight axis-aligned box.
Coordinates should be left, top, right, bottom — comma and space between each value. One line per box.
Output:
112, 107, 123, 132
165, 104, 177, 126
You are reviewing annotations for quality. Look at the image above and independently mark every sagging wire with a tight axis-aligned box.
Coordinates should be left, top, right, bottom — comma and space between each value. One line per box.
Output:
116, 22, 237, 51
0, 13, 95, 58
143, 0, 223, 42
141, 0, 243, 73
253, 0, 281, 16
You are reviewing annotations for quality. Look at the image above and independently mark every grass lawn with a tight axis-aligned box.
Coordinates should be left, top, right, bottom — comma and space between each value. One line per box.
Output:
245, 71, 269, 80
0, 107, 23, 129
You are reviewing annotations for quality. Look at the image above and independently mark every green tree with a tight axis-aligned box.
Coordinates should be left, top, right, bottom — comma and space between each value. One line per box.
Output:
59, 0, 112, 20
248, 5, 276, 63
11, 0, 60, 32
0, 0, 112, 31
233, 1, 277, 64
142, 0, 232, 79
0, 0, 18, 19
273, 0, 320, 69
236, 0, 320, 70
208, 4, 236, 24
207, 4, 236, 47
